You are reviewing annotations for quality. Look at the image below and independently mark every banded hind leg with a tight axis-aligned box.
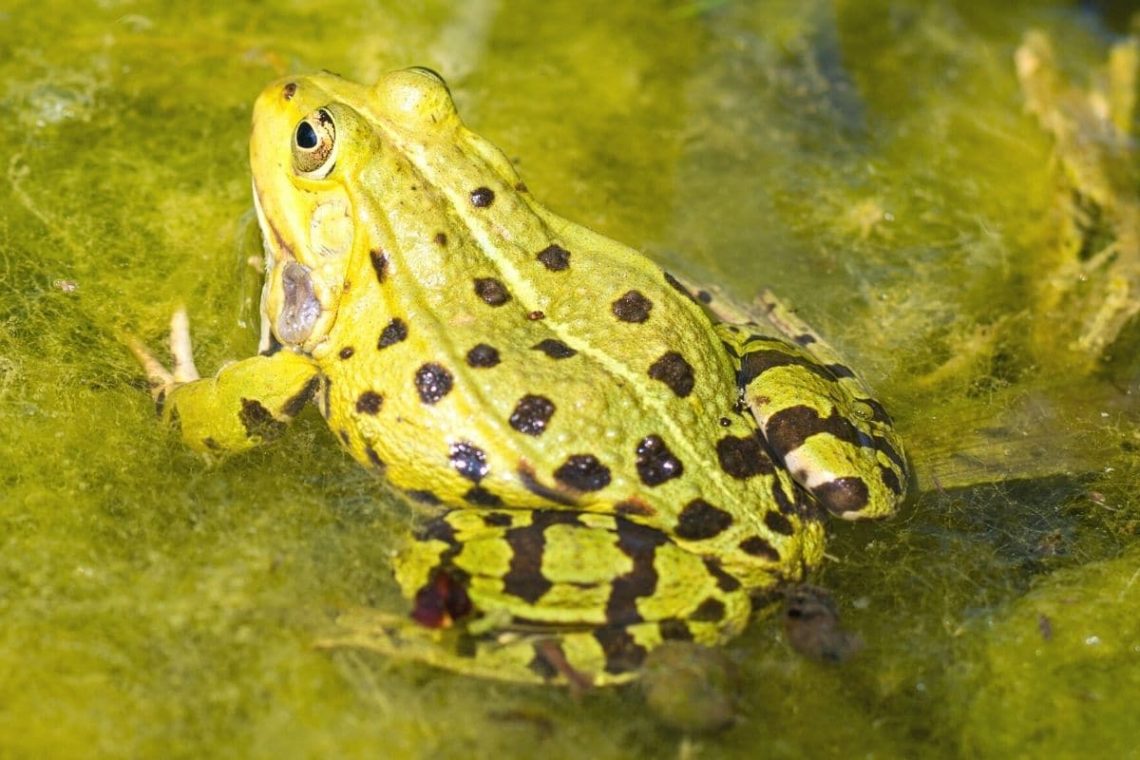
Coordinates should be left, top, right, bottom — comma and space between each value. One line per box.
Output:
320, 508, 755, 687
674, 277, 908, 519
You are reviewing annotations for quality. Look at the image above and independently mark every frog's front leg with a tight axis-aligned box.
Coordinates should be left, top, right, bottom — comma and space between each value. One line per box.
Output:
129, 309, 321, 455
677, 279, 908, 519
323, 508, 754, 687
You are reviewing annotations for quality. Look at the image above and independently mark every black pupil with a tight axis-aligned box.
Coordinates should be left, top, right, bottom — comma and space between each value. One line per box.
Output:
296, 121, 319, 149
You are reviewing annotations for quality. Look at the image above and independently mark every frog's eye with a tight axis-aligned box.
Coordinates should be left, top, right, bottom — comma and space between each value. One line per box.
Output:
292, 108, 336, 177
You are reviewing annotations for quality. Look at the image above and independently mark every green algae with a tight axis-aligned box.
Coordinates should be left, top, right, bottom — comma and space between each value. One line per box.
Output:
1, 1, 1138, 758
956, 542, 1140, 757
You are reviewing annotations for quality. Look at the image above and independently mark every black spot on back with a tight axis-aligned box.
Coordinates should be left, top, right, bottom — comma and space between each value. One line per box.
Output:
470, 186, 495, 207
466, 343, 501, 368
675, 499, 733, 540
378, 317, 408, 348
553, 454, 611, 492
338, 346, 355, 360
415, 362, 453, 404
464, 486, 503, 506
355, 390, 383, 415
764, 510, 795, 536
647, 351, 694, 397
739, 536, 780, 561
369, 249, 388, 282
532, 338, 577, 359
635, 434, 684, 486
537, 244, 570, 271
434, 231, 448, 246
716, 433, 775, 479
509, 394, 556, 436
474, 277, 511, 306
611, 290, 653, 323
365, 445, 385, 470
450, 441, 489, 482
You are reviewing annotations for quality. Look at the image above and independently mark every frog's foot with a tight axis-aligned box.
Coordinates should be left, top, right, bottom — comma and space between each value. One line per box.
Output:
126, 308, 200, 403
691, 280, 909, 519
667, 276, 762, 330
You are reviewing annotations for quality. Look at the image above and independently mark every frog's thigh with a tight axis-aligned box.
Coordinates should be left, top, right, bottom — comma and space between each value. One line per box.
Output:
693, 285, 907, 519
164, 351, 320, 454
381, 508, 752, 685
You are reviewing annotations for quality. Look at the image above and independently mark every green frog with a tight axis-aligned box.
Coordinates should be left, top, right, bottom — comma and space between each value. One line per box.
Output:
130, 67, 908, 687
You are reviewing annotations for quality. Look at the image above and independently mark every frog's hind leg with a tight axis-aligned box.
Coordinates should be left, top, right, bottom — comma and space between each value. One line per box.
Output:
322, 508, 754, 687
322, 610, 733, 688
680, 279, 908, 519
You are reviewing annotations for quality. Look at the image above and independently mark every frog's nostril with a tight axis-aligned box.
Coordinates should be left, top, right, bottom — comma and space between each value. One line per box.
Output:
282, 82, 297, 101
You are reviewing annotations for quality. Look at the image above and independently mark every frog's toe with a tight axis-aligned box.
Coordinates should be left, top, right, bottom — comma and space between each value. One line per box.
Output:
126, 335, 175, 402
317, 608, 424, 654
169, 308, 201, 383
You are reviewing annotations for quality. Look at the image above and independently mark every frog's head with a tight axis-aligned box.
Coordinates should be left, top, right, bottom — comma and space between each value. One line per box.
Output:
249, 67, 466, 354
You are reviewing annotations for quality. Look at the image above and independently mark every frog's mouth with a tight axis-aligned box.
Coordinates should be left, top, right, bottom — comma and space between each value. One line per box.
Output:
252, 181, 329, 353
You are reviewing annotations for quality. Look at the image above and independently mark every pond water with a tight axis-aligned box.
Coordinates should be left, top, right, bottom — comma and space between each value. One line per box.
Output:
1, 1, 1137, 757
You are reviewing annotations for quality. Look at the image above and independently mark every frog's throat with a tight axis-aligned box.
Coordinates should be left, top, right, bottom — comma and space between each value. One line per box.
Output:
252, 180, 337, 353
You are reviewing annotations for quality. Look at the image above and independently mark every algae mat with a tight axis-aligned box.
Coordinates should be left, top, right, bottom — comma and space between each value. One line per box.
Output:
2, 1, 1138, 758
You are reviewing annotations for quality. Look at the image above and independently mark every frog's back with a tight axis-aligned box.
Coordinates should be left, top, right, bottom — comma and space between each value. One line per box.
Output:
281, 69, 821, 590
324, 181, 751, 500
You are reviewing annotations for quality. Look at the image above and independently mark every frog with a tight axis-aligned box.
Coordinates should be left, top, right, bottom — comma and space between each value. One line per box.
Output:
129, 67, 908, 688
